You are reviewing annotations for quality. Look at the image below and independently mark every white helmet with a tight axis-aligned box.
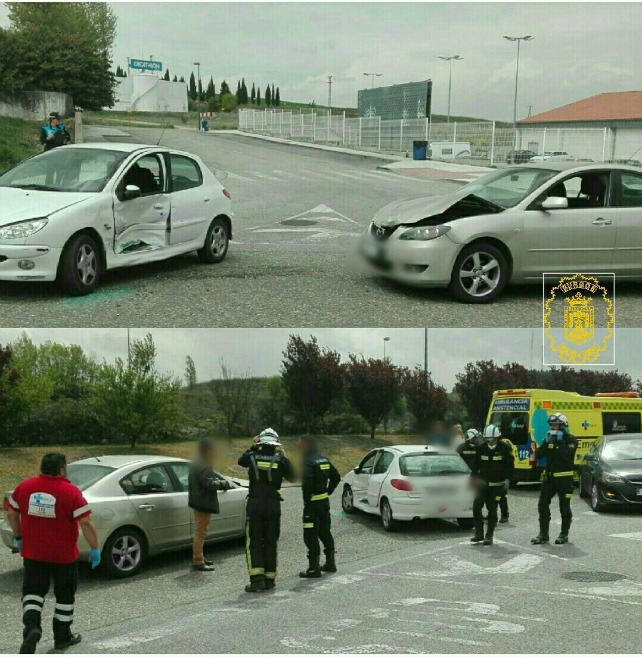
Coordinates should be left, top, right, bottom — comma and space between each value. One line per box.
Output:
548, 413, 568, 427
466, 428, 481, 441
482, 424, 501, 441
258, 427, 281, 446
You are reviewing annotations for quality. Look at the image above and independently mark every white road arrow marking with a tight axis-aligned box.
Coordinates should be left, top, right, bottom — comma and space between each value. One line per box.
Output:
609, 531, 642, 540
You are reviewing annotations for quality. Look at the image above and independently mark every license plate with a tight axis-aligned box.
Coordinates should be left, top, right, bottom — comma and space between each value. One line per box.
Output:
637, 488, 642, 496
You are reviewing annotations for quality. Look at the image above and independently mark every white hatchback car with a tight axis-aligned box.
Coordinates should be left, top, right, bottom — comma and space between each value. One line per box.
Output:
0, 143, 233, 295
341, 445, 474, 531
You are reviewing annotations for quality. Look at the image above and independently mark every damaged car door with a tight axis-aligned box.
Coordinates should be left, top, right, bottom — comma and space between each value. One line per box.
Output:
112, 153, 170, 254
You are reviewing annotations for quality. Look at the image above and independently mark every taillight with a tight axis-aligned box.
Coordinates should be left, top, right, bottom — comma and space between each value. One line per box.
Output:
529, 440, 537, 467
390, 479, 413, 492
223, 189, 231, 200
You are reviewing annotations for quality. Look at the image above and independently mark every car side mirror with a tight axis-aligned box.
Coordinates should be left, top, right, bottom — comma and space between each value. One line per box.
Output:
123, 184, 142, 200
354, 466, 361, 475
541, 196, 568, 211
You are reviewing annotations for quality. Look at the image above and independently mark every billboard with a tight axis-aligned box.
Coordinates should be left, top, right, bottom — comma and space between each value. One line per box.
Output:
129, 58, 163, 72
358, 80, 432, 120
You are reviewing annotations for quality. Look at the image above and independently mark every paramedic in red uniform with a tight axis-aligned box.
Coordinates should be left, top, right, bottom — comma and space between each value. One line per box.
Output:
6, 453, 101, 654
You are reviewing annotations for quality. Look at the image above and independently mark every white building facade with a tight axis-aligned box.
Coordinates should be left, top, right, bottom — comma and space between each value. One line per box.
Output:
109, 75, 188, 113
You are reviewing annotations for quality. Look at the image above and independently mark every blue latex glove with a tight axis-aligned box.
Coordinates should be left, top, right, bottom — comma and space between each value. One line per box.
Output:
13, 537, 22, 553
89, 547, 101, 569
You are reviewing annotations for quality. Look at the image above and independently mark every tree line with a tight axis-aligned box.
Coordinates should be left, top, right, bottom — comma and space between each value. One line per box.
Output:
1, 334, 638, 449
0, 3, 117, 111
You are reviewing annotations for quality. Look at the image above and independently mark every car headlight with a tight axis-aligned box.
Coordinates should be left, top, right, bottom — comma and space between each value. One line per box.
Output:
0, 218, 48, 240
399, 225, 451, 241
603, 472, 624, 483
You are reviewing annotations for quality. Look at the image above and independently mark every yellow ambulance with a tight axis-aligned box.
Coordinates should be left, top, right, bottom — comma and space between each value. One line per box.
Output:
486, 389, 642, 482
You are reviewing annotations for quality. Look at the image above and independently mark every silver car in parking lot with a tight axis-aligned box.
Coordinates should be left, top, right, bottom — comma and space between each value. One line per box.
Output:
360, 162, 642, 302
1, 455, 248, 578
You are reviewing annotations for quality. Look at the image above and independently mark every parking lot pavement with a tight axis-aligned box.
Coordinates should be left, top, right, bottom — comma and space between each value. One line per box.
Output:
1, 485, 640, 653
1, 127, 640, 329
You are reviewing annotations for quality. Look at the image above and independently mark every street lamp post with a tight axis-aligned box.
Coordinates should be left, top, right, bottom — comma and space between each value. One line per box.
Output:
383, 336, 391, 361
193, 61, 201, 131
437, 55, 463, 124
363, 72, 382, 89
503, 35, 533, 131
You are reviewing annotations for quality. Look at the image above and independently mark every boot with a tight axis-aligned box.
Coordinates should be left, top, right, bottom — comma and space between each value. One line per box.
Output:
19, 628, 41, 654
264, 578, 276, 590
555, 533, 569, 544
499, 516, 509, 524
299, 556, 322, 578
54, 634, 82, 650
483, 535, 494, 546
531, 534, 549, 545
470, 533, 484, 544
321, 551, 337, 573
244, 578, 266, 593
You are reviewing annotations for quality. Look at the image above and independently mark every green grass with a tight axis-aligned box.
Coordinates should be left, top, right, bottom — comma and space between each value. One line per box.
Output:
0, 116, 43, 173
0, 434, 425, 492
83, 109, 238, 130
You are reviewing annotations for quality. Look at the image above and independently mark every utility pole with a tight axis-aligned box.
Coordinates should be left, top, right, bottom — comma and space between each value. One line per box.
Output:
527, 105, 533, 117
193, 61, 201, 131
326, 75, 333, 109
363, 72, 382, 89
438, 55, 463, 124
424, 328, 428, 379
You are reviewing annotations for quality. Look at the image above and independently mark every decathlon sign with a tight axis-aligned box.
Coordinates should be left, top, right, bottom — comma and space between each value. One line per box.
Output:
129, 58, 162, 72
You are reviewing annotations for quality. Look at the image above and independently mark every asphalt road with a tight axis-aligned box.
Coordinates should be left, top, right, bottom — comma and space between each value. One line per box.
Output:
1, 127, 639, 328
1, 484, 641, 654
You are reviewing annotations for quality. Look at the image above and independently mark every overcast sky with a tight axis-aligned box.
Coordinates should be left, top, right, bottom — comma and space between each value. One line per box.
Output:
1, 2, 639, 120
0, 329, 639, 389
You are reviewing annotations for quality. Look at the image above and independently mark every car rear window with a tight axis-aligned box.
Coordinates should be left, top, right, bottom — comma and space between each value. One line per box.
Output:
399, 453, 470, 477
66, 463, 115, 491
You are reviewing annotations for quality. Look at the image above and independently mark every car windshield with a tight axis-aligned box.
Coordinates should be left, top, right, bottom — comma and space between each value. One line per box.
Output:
0, 148, 128, 193
399, 453, 470, 477
458, 167, 558, 209
603, 438, 642, 461
66, 463, 116, 491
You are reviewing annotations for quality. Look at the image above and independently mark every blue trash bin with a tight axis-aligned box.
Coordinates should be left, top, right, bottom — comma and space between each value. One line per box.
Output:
413, 140, 428, 160
201, 120, 209, 132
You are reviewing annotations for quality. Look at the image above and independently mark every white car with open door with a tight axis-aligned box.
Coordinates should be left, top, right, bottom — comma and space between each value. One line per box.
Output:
341, 445, 474, 531
0, 143, 233, 295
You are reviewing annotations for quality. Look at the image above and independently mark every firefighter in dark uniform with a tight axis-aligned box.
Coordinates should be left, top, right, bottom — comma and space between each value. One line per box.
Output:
297, 435, 341, 578
238, 428, 295, 593
531, 413, 577, 545
457, 428, 482, 469
470, 425, 514, 545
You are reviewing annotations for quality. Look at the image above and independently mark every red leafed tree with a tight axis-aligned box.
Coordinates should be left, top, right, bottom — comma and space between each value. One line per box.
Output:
345, 355, 402, 439
401, 365, 449, 431
280, 335, 344, 433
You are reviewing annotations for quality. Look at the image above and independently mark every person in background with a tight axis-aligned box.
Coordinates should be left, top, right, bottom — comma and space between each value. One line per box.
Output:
450, 424, 465, 448
238, 428, 295, 592
297, 435, 341, 578
188, 438, 231, 572
6, 453, 100, 654
39, 112, 71, 152
457, 428, 482, 470
426, 420, 451, 449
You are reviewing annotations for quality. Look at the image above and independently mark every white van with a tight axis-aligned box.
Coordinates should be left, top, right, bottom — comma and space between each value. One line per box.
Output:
428, 141, 471, 160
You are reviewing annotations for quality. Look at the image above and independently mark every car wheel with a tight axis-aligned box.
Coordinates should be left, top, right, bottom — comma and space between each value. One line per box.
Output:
58, 233, 102, 295
341, 485, 356, 514
590, 481, 605, 512
380, 499, 396, 532
457, 518, 474, 530
579, 472, 589, 498
198, 217, 229, 263
102, 528, 145, 578
448, 241, 509, 303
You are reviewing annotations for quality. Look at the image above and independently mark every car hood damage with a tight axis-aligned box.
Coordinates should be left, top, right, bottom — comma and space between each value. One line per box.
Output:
372, 193, 504, 228
0, 188, 94, 227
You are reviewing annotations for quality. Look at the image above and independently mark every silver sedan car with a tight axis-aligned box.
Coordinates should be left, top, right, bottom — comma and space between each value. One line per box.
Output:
1, 455, 248, 578
360, 163, 642, 302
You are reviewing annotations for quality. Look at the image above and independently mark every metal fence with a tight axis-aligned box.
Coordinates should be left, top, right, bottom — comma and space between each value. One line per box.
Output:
239, 109, 624, 167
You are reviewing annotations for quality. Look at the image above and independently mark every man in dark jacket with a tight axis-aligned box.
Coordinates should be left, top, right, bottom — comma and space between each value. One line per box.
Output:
470, 425, 514, 546
297, 436, 341, 578
531, 413, 577, 545
457, 428, 482, 470
40, 112, 71, 152
188, 438, 231, 572
238, 428, 295, 593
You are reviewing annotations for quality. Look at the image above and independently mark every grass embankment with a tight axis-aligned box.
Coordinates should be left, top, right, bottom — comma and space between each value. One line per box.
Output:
82, 110, 238, 130
0, 434, 424, 491
0, 116, 42, 173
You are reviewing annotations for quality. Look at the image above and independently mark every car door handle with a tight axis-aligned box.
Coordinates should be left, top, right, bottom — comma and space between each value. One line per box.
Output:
138, 504, 155, 511
592, 217, 612, 225
153, 204, 165, 211
203, 196, 211, 203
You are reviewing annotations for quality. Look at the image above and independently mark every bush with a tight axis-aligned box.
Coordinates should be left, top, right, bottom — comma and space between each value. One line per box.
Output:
324, 413, 369, 435
221, 93, 237, 113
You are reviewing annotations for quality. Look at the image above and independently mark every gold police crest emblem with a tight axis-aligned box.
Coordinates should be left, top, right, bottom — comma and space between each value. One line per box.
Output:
544, 274, 614, 364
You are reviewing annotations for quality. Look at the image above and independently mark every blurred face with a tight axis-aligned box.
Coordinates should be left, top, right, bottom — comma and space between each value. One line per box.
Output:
204, 443, 217, 463
297, 439, 310, 454
550, 422, 563, 432
51, 117, 59, 128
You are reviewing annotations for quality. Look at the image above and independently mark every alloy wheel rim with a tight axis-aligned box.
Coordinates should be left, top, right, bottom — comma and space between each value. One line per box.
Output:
382, 504, 390, 526
343, 488, 353, 510
112, 535, 141, 571
76, 244, 97, 286
459, 251, 501, 297
211, 225, 227, 256
591, 484, 599, 508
